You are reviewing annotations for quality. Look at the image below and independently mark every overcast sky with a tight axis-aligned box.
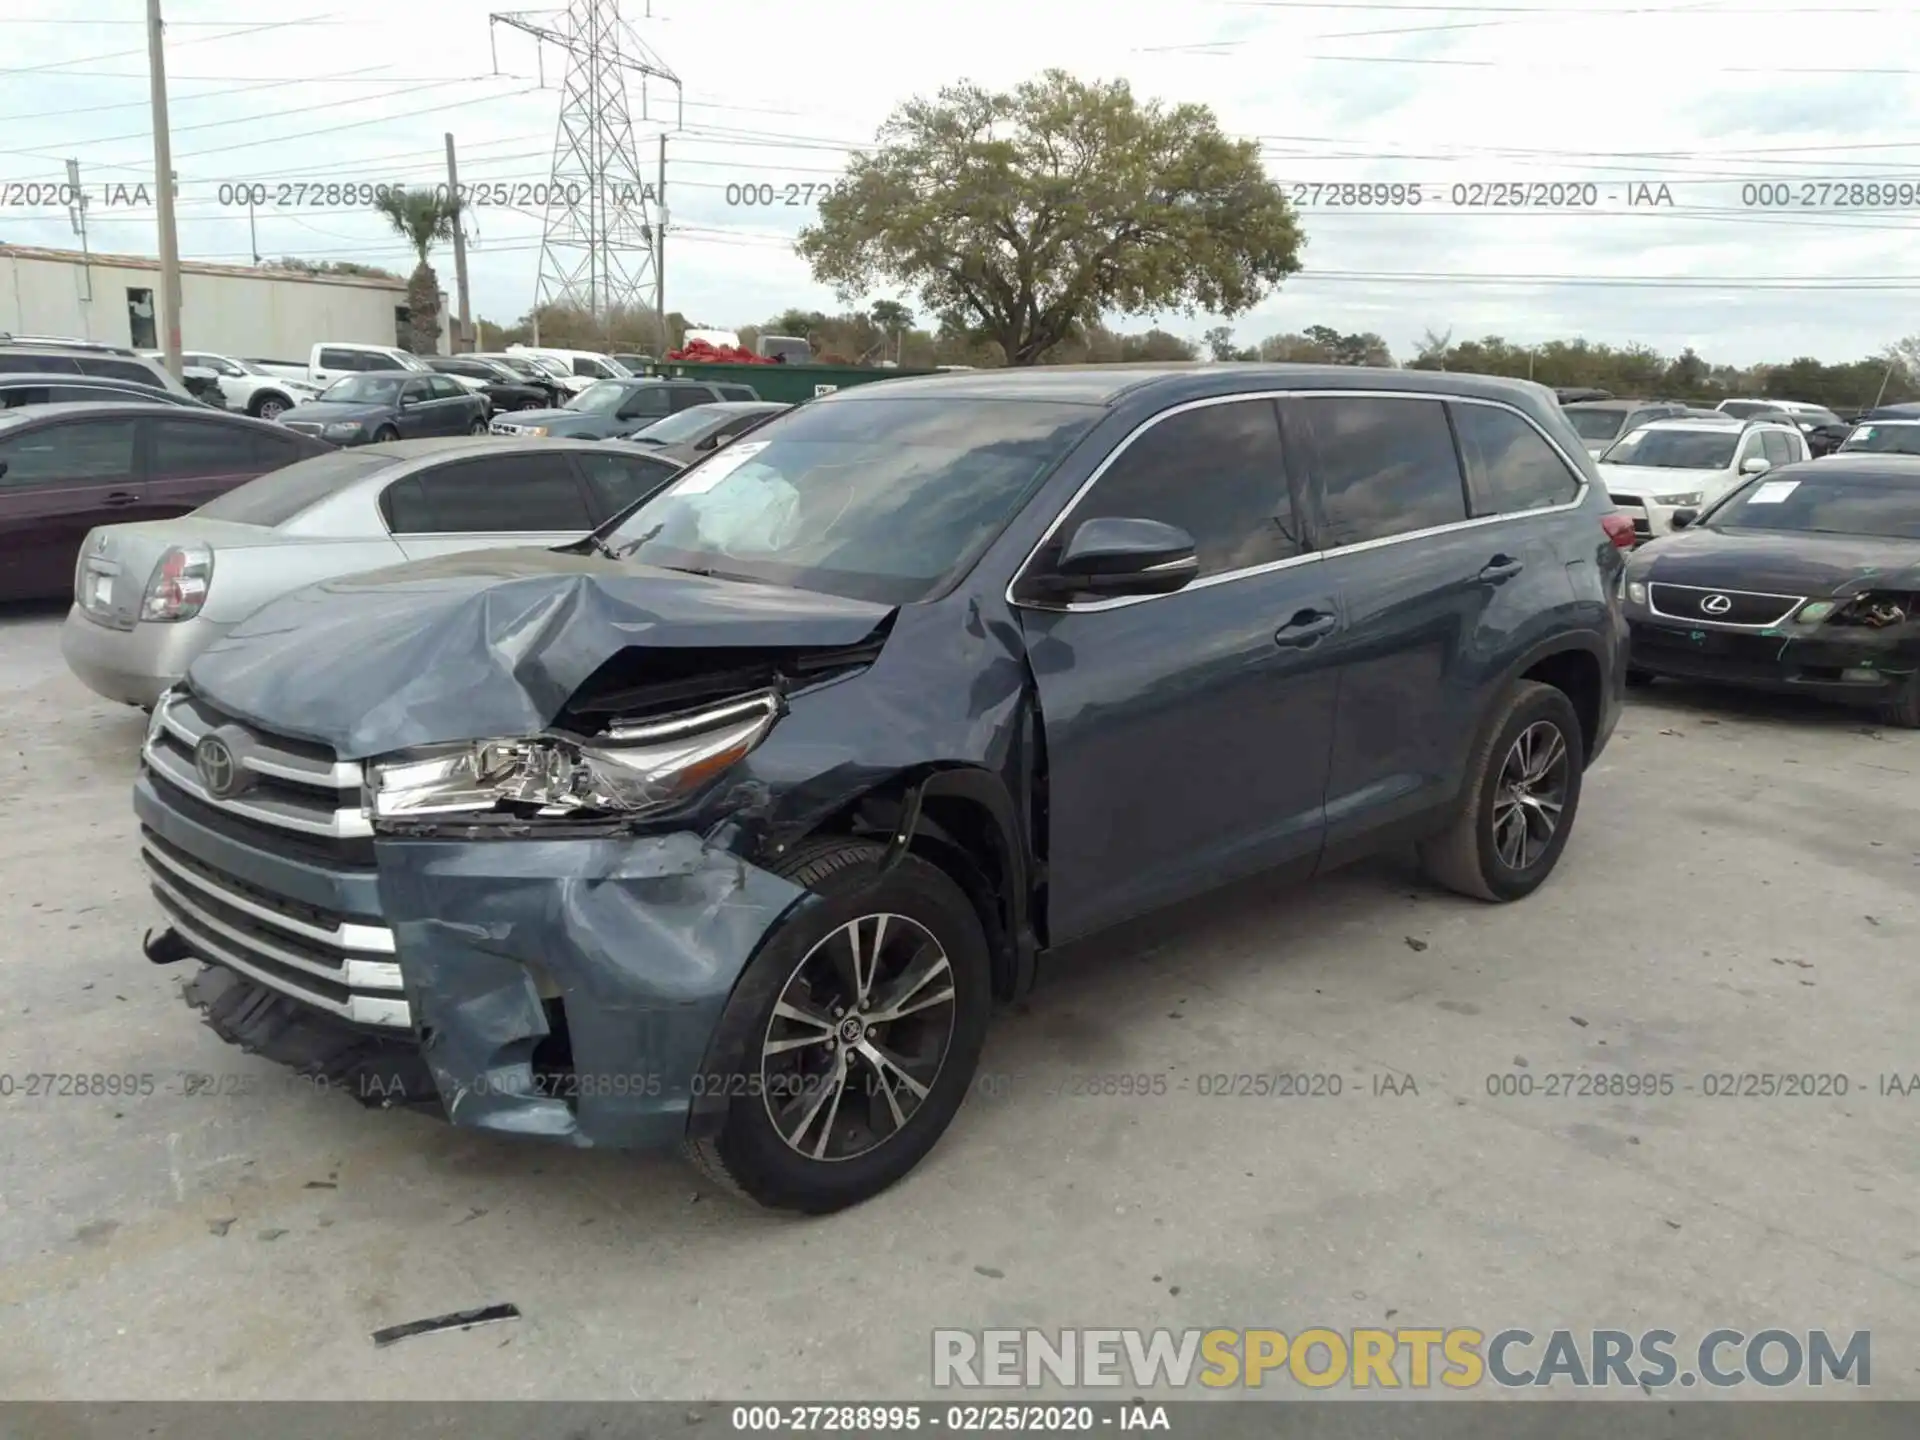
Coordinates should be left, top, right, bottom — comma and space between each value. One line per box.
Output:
1, 0, 1915, 366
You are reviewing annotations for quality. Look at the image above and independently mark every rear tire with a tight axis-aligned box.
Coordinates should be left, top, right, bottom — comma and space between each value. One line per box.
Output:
1879, 672, 1920, 729
372, 426, 398, 443
685, 837, 991, 1214
1419, 680, 1585, 903
468, 418, 489, 435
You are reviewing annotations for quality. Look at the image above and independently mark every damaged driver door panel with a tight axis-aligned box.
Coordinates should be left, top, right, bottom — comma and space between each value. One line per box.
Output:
1012, 396, 1339, 944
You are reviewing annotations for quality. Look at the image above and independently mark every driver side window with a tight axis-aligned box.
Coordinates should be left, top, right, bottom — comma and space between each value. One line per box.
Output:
1736, 431, 1766, 467
1044, 399, 1300, 582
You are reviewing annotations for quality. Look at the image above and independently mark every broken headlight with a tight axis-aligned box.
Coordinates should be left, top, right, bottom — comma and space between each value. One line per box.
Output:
1823, 592, 1913, 629
367, 690, 781, 822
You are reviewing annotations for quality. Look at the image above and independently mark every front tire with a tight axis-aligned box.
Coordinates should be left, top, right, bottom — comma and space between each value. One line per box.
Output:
468, 418, 489, 435
251, 394, 289, 421
372, 425, 398, 443
1419, 680, 1585, 903
686, 838, 991, 1214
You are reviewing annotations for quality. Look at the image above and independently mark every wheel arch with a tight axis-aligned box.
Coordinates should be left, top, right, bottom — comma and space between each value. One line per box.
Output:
1486, 634, 1608, 767
767, 763, 1038, 1005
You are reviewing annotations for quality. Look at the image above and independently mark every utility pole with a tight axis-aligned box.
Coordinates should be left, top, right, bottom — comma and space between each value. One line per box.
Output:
654, 132, 665, 350
248, 197, 259, 264
146, 0, 183, 378
65, 159, 92, 307
445, 132, 472, 352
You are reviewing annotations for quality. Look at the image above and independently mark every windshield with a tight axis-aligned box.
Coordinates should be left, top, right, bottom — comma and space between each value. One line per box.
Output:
1601, 428, 1736, 469
602, 397, 1102, 605
319, 374, 405, 404
566, 381, 631, 413
1565, 409, 1626, 442
628, 407, 736, 444
1839, 424, 1920, 456
193, 451, 394, 525
231, 358, 271, 377
1707, 471, 1920, 539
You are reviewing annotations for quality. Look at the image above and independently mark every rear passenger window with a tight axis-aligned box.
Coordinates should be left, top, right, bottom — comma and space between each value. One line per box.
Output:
79, 358, 164, 388
150, 419, 258, 476
1451, 403, 1581, 516
668, 388, 710, 413
576, 451, 683, 520
0, 354, 81, 374
0, 417, 136, 485
1065, 399, 1300, 579
1295, 396, 1466, 547
383, 454, 593, 534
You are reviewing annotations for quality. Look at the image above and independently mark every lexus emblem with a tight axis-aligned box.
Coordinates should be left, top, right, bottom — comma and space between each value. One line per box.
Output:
193, 730, 251, 799
1700, 593, 1733, 616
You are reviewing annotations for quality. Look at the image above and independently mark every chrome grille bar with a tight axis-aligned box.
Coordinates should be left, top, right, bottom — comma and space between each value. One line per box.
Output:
141, 838, 393, 955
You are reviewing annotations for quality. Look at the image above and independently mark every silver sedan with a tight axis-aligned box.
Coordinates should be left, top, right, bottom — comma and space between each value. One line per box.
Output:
60, 435, 685, 708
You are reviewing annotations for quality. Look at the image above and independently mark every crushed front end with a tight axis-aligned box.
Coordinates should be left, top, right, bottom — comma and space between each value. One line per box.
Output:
137, 684, 814, 1150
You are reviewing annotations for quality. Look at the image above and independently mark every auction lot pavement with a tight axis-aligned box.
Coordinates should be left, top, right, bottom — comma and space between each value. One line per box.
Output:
0, 598, 1916, 1402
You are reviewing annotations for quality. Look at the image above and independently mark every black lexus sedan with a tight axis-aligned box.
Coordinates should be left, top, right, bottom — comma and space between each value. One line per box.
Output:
1621, 455, 1920, 726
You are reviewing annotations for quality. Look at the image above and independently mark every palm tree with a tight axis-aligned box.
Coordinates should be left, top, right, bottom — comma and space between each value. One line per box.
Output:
870, 300, 913, 364
372, 187, 463, 354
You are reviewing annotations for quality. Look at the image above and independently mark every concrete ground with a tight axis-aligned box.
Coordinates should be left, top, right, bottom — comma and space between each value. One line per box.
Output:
0, 598, 1915, 1402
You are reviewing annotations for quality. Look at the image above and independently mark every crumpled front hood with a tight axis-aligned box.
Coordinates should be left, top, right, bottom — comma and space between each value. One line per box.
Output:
1634, 526, 1920, 596
280, 400, 392, 423
184, 546, 895, 757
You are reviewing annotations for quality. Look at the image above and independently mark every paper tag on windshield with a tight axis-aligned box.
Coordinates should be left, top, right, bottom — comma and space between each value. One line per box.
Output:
1748, 479, 1799, 504
667, 440, 771, 496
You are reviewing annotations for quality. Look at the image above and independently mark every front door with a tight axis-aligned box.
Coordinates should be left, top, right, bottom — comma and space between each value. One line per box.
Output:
0, 416, 143, 601
1012, 396, 1341, 943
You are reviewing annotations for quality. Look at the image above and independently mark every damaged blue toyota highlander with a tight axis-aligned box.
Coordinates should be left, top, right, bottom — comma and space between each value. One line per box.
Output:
134, 365, 1627, 1213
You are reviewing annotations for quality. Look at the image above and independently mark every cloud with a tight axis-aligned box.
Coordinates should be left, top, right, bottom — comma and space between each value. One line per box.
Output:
1, 0, 1916, 365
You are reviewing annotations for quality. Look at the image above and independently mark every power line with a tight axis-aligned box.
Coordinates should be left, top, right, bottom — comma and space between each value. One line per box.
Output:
0, 15, 345, 77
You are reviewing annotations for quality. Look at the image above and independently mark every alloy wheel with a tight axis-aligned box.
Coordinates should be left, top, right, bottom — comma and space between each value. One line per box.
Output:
759, 912, 957, 1162
257, 399, 285, 420
1491, 720, 1570, 871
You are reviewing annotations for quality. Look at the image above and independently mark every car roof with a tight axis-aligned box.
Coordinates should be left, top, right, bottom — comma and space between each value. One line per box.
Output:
820, 362, 1565, 408
351, 435, 619, 459
0, 342, 157, 362
1636, 415, 1768, 432
1853, 417, 1920, 426
1563, 399, 1673, 413
0, 400, 217, 422
686, 400, 786, 414
0, 372, 159, 386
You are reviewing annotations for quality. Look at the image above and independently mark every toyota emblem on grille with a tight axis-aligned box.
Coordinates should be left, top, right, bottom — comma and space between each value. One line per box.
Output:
193, 729, 253, 799
1700, 593, 1734, 615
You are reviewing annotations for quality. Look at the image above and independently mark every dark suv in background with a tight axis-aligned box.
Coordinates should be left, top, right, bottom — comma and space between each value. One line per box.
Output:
135, 365, 1625, 1214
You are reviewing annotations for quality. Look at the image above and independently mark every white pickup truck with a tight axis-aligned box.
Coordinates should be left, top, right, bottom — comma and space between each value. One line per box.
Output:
244, 343, 488, 397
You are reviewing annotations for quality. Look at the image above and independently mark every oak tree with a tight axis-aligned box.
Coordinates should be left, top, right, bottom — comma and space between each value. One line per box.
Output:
797, 70, 1304, 366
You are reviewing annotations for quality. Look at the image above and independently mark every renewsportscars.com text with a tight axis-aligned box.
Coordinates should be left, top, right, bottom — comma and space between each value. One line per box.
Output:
932, 1327, 1871, 1390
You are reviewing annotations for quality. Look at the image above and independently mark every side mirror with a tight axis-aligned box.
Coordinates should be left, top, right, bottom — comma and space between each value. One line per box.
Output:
1670, 509, 1698, 530
1037, 517, 1199, 599
1740, 456, 1770, 475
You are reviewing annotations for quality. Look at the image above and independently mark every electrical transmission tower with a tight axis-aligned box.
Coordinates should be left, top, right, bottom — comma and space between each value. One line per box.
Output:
490, 0, 682, 336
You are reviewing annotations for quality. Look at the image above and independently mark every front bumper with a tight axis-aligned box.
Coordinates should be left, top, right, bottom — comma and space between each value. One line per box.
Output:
1627, 615, 1918, 705
60, 607, 230, 709
135, 731, 809, 1150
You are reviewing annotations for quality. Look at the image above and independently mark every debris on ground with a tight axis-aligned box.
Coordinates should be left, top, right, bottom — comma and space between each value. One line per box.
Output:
1405, 937, 1429, 952
371, 1303, 522, 1348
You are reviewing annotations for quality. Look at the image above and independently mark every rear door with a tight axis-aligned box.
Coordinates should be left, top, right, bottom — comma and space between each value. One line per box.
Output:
667, 386, 713, 414
1288, 392, 1576, 860
429, 374, 481, 433
140, 415, 271, 518
381, 451, 599, 561
0, 415, 142, 601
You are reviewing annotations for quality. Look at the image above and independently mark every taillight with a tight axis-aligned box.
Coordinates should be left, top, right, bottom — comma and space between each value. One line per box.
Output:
141, 545, 213, 622
1600, 514, 1636, 550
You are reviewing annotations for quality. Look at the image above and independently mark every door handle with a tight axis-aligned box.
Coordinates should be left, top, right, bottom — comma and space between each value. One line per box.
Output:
1274, 608, 1337, 648
101, 491, 139, 507
1478, 555, 1524, 583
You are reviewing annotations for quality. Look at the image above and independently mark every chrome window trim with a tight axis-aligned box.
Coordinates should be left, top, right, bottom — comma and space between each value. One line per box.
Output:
1007, 388, 1589, 615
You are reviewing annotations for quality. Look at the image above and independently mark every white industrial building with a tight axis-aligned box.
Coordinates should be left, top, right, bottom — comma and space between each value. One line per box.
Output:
0, 244, 450, 359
